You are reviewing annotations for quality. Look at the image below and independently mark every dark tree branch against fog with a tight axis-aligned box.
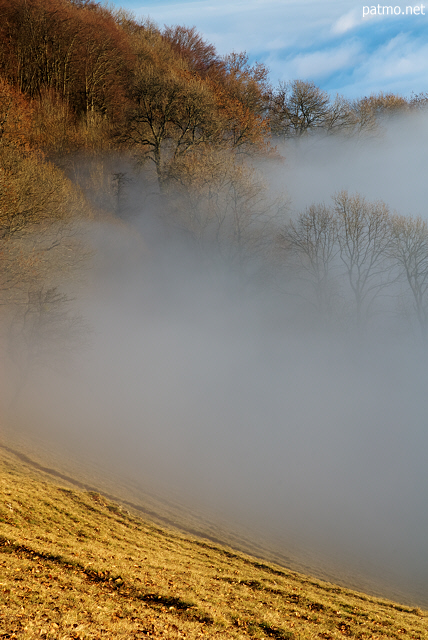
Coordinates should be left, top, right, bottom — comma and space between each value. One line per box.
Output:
333, 191, 395, 329
276, 192, 428, 335
390, 214, 428, 338
166, 148, 281, 277
277, 204, 339, 323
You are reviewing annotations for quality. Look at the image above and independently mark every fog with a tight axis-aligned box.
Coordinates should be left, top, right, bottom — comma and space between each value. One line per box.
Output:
274, 111, 428, 217
2, 113, 428, 608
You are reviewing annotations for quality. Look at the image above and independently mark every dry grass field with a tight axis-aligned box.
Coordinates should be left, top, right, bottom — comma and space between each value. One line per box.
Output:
0, 442, 427, 640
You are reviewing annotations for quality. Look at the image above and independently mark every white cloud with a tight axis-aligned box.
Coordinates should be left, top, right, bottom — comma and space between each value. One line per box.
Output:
328, 33, 428, 97
331, 8, 362, 34
280, 42, 361, 81
357, 33, 428, 86
123, 0, 353, 53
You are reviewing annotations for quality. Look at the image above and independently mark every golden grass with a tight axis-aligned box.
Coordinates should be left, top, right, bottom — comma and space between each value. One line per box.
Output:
0, 443, 427, 640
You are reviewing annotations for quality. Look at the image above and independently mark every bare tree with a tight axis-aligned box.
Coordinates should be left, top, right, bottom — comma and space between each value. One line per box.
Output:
323, 94, 356, 134
389, 214, 428, 337
333, 191, 394, 328
269, 80, 331, 138
278, 204, 339, 321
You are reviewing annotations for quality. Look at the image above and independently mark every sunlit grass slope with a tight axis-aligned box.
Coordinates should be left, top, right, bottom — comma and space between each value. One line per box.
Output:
0, 444, 427, 640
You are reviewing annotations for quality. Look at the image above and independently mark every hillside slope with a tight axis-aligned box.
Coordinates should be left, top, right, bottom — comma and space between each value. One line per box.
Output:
0, 443, 427, 640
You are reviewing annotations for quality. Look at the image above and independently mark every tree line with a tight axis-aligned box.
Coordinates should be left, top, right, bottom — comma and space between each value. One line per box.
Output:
278, 192, 428, 338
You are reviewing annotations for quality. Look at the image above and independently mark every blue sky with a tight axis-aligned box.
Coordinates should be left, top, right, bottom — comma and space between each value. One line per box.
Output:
110, 0, 428, 98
